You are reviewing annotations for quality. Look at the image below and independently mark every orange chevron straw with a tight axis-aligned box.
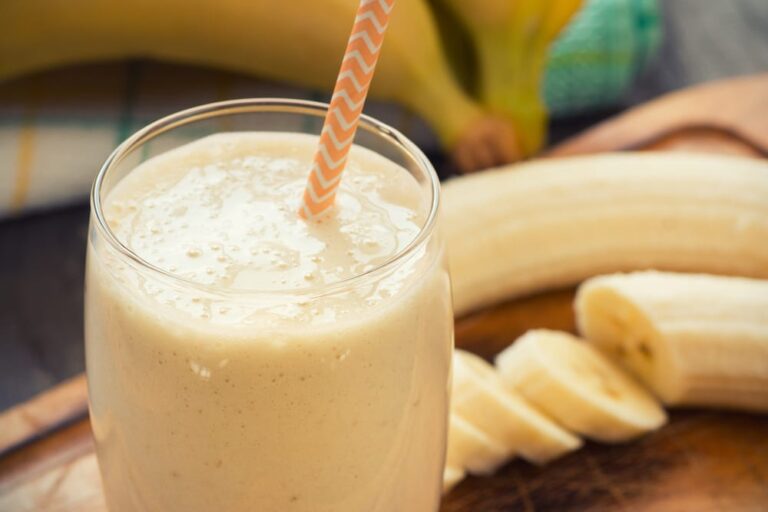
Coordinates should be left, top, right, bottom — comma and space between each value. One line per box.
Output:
299, 0, 396, 219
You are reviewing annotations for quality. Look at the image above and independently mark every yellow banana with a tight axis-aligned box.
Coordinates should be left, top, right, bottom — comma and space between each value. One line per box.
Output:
435, 0, 582, 157
0, 0, 518, 171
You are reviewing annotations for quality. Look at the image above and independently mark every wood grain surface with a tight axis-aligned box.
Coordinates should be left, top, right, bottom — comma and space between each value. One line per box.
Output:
548, 74, 768, 159
2, 73, 768, 511
0, 375, 87, 457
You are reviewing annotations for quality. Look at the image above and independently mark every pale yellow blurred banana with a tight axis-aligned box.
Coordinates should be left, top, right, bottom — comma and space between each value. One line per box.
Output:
442, 465, 465, 493
446, 413, 512, 475
443, 152, 768, 315
576, 271, 768, 412
496, 330, 667, 442
0, 0, 519, 171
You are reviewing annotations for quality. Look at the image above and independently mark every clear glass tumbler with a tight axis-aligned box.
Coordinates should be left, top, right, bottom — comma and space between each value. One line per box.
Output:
85, 99, 453, 512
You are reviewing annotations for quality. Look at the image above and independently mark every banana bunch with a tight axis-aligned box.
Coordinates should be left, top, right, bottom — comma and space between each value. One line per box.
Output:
576, 271, 768, 412
434, 0, 583, 162
0, 0, 580, 172
443, 152, 768, 315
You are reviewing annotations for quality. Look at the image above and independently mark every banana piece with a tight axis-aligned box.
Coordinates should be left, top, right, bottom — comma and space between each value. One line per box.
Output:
443, 152, 768, 315
443, 465, 465, 493
496, 330, 667, 442
446, 413, 511, 475
0, 0, 519, 171
452, 349, 582, 464
576, 271, 768, 412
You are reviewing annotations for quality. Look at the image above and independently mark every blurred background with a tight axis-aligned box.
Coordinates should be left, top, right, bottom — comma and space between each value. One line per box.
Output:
1, 0, 767, 410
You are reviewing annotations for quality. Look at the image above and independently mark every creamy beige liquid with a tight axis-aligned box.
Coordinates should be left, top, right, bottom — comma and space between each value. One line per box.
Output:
85, 132, 452, 512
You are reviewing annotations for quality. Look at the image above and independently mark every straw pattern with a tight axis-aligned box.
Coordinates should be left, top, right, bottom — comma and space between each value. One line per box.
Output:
299, 0, 396, 219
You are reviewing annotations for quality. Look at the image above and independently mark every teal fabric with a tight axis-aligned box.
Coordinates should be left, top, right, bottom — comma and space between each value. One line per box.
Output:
544, 0, 662, 117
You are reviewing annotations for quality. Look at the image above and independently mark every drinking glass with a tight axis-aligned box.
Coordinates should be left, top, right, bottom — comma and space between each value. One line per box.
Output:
86, 99, 453, 512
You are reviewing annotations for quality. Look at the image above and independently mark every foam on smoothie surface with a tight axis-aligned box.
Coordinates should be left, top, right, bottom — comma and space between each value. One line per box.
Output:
104, 132, 426, 293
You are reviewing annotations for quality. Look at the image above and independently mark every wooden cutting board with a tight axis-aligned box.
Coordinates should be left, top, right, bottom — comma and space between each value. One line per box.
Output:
1, 74, 768, 511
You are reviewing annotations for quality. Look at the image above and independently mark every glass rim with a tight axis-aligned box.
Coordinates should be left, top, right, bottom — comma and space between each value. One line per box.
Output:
91, 98, 441, 298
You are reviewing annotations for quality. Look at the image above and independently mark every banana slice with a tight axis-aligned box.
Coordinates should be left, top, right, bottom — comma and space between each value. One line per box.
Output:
452, 350, 582, 464
576, 271, 768, 412
446, 413, 512, 475
495, 330, 667, 442
443, 466, 465, 493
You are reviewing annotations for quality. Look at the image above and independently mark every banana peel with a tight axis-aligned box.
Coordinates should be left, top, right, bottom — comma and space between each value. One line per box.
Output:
435, 0, 583, 156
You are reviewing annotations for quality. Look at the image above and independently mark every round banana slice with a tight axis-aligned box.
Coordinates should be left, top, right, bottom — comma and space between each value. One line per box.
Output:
576, 271, 768, 412
495, 330, 667, 443
446, 413, 512, 475
443, 466, 465, 494
452, 350, 582, 464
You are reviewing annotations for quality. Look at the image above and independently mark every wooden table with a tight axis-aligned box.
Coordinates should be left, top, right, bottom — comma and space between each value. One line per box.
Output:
2, 74, 768, 511
1, 291, 767, 511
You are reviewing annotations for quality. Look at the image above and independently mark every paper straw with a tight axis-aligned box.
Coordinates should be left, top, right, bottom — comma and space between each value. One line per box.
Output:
299, 0, 396, 219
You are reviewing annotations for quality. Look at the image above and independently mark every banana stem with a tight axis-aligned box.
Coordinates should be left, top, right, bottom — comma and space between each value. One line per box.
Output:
365, 0, 489, 150
474, 28, 547, 156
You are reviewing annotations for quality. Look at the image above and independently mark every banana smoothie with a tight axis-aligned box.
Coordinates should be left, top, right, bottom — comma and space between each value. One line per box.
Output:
86, 132, 453, 511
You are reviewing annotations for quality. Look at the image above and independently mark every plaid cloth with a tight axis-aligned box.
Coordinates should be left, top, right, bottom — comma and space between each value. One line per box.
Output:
545, 0, 661, 117
0, 0, 660, 218
0, 62, 437, 218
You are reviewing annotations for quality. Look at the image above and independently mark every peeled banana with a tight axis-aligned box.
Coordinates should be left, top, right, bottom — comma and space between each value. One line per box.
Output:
452, 350, 582, 464
0, 0, 519, 171
496, 330, 667, 442
443, 152, 768, 315
576, 271, 768, 412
